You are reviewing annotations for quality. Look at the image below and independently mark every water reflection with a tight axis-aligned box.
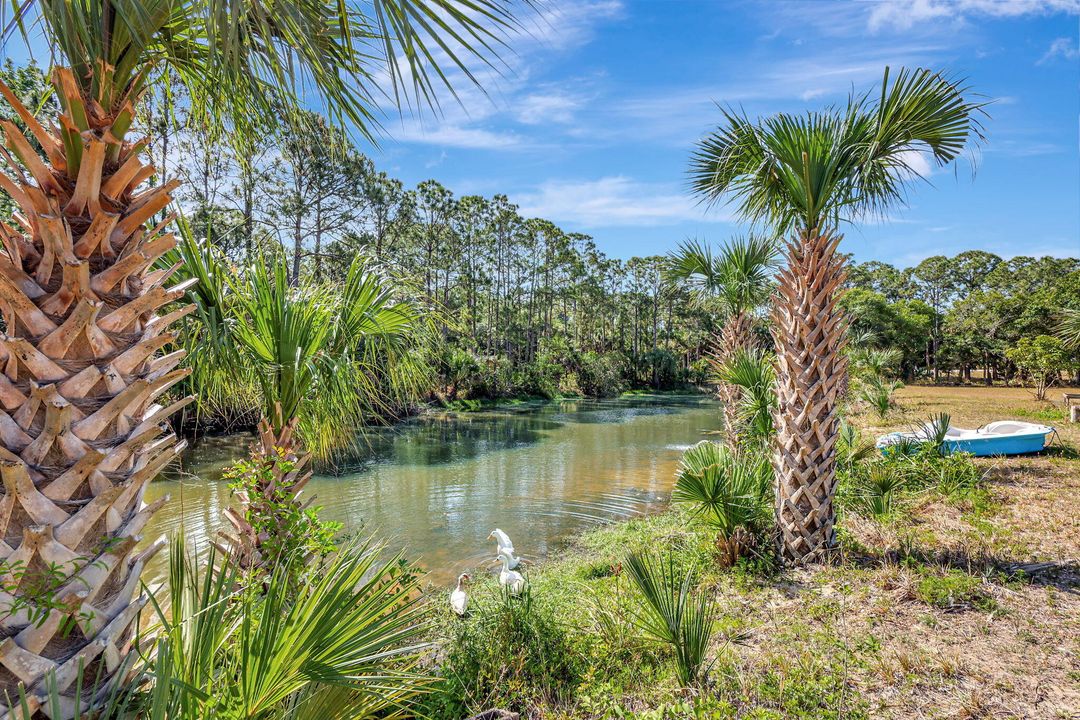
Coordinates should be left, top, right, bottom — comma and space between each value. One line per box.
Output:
145, 395, 720, 585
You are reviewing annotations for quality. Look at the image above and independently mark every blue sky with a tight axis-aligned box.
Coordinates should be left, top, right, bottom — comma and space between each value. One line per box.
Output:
375, 0, 1080, 266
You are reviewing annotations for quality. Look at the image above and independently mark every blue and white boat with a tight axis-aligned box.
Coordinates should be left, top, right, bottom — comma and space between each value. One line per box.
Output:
876, 420, 1054, 457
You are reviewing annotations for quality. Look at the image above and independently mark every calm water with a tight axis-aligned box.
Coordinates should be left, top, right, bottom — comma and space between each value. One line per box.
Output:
143, 395, 720, 585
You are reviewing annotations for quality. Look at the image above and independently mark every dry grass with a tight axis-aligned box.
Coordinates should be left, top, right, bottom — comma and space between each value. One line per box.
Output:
812, 384, 1080, 719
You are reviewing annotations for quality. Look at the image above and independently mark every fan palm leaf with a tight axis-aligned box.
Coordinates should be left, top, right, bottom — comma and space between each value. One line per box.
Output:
624, 552, 717, 687
143, 538, 430, 719
1058, 307, 1080, 349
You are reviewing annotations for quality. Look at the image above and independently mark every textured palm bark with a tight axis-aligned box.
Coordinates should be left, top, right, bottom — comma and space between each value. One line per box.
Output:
771, 229, 847, 563
218, 417, 312, 571
0, 69, 191, 718
711, 310, 756, 447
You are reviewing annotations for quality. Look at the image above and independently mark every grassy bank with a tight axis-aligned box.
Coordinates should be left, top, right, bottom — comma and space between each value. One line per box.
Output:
419, 385, 1080, 719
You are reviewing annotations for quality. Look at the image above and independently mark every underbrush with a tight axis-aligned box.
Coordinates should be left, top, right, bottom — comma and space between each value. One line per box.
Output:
418, 421, 1047, 718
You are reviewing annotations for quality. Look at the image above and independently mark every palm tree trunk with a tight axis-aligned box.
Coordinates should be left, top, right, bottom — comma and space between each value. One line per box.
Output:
771, 229, 847, 563
219, 417, 311, 570
713, 310, 755, 447
0, 70, 190, 714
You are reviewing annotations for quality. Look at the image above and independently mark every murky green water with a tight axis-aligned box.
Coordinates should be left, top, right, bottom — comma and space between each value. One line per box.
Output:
143, 395, 720, 585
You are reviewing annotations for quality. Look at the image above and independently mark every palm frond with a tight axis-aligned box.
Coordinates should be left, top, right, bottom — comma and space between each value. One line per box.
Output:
689, 67, 986, 233
144, 537, 430, 717
624, 551, 717, 687
672, 441, 772, 537
8, 0, 529, 142
1058, 307, 1080, 349
715, 347, 777, 445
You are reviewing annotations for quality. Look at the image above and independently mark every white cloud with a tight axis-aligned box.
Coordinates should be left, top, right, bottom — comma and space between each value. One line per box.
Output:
523, 0, 625, 50
514, 176, 729, 227
897, 149, 935, 178
515, 92, 582, 124
868, 0, 1080, 32
1038, 37, 1080, 64
398, 124, 526, 150
375, 1, 620, 150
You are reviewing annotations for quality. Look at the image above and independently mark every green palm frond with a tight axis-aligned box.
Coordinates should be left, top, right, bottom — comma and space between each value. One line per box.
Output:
9, 0, 528, 142
164, 214, 260, 425
690, 67, 987, 233
1058, 307, 1080, 349
144, 537, 430, 718
838, 420, 876, 473
665, 238, 720, 299
672, 441, 772, 537
666, 235, 779, 315
226, 252, 419, 458
715, 347, 777, 445
624, 552, 717, 687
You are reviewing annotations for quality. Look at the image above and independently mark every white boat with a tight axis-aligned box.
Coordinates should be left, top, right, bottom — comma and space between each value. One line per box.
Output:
876, 420, 1054, 457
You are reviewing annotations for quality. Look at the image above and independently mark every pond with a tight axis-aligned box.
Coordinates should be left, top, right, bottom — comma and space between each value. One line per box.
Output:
143, 394, 720, 586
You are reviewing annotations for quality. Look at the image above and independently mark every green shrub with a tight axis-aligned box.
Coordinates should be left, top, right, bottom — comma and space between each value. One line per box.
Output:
672, 442, 773, 566
715, 348, 777, 448
143, 538, 429, 719
857, 375, 903, 418
577, 351, 626, 397
422, 584, 581, 717
838, 432, 983, 519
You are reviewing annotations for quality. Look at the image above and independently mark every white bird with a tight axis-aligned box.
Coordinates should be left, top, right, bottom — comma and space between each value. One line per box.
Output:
496, 550, 525, 595
487, 528, 521, 569
450, 573, 470, 616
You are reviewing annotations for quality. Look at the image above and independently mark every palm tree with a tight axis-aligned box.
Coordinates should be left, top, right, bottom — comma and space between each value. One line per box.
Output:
0, 0, 520, 713
667, 236, 778, 445
690, 67, 984, 562
219, 253, 417, 569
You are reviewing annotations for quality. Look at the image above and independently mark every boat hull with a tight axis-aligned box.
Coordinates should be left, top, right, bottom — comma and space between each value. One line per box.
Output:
876, 422, 1053, 457
939, 432, 1049, 457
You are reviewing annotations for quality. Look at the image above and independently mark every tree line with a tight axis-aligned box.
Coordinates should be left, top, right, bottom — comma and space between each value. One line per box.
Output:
155, 106, 717, 403
843, 250, 1080, 385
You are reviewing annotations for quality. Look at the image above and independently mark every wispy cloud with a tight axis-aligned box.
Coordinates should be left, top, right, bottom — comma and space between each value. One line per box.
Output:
868, 0, 1080, 32
381, 1, 620, 150
515, 89, 585, 125
1038, 37, 1080, 64
522, 0, 625, 51
515, 176, 729, 227
602, 43, 945, 146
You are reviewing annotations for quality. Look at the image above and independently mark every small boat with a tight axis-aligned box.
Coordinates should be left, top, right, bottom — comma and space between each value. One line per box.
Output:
876, 420, 1054, 457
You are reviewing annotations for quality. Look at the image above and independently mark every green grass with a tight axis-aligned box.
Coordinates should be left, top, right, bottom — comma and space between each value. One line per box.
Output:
419, 509, 877, 719
914, 569, 997, 612
1006, 404, 1068, 423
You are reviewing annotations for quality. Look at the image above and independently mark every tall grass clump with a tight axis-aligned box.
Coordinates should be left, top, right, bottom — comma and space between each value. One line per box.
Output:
624, 552, 719, 687
673, 441, 773, 566
421, 584, 581, 717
